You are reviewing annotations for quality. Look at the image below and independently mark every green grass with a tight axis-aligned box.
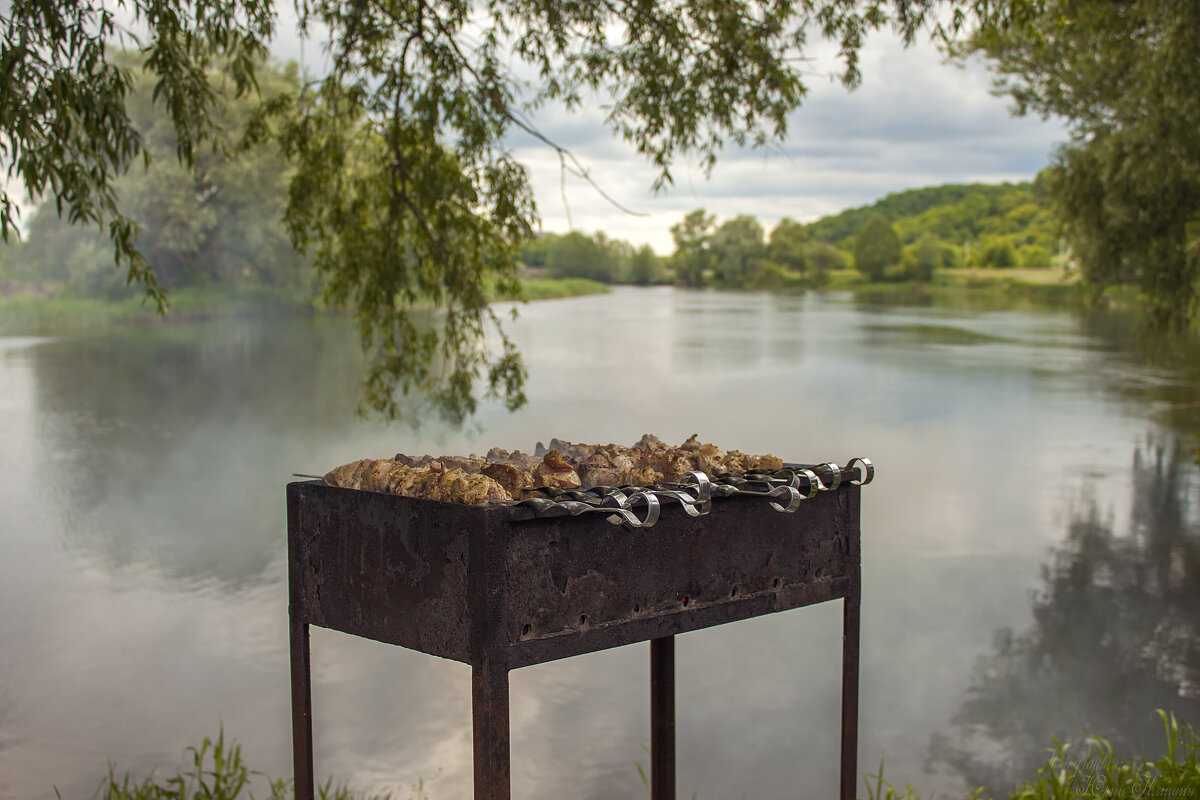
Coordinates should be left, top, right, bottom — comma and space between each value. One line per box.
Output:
101, 712, 1199, 800
99, 730, 428, 800
0, 293, 129, 332
0, 278, 608, 335
806, 266, 1103, 311
862, 711, 1200, 800
0, 284, 308, 334
507, 277, 611, 301
938, 267, 1079, 287
934, 268, 1086, 305
817, 266, 1079, 295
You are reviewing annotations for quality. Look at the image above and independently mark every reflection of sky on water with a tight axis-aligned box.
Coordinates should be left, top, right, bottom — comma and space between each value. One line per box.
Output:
931, 438, 1200, 794
0, 288, 1197, 800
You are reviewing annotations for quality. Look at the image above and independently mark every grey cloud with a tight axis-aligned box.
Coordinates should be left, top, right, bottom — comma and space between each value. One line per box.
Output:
506, 31, 1068, 252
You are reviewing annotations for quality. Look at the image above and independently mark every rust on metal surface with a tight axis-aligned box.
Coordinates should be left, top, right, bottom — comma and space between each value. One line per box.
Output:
287, 463, 865, 800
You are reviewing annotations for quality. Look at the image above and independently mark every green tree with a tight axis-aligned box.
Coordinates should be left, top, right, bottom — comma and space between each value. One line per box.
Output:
768, 218, 812, 273
628, 245, 664, 286
0, 0, 1041, 420
980, 237, 1018, 269
969, 0, 1200, 327
594, 232, 635, 283
908, 233, 941, 281
854, 216, 902, 281
1021, 244, 1052, 269
810, 242, 849, 274
13, 59, 312, 297
670, 209, 715, 288
0, 241, 13, 283
14, 212, 125, 295
519, 234, 555, 269
544, 231, 616, 283
709, 215, 767, 285
0, 1, 270, 306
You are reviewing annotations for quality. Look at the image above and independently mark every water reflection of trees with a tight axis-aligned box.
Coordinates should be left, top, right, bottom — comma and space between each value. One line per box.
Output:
26, 318, 373, 586
929, 438, 1200, 794
1078, 313, 1200, 441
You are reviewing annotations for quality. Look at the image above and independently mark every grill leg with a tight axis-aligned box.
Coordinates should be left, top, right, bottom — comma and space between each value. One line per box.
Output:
651, 636, 676, 800
472, 662, 511, 800
840, 594, 861, 800
289, 614, 315, 800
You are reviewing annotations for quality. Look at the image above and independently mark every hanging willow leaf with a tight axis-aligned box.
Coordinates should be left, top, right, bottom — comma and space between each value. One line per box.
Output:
3, 0, 1039, 420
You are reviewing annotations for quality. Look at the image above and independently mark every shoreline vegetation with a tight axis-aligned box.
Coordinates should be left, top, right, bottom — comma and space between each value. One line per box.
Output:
3, 176, 1177, 336
1, 177, 1181, 335
0, 266, 1141, 337
0, 277, 614, 335
102, 712, 1200, 800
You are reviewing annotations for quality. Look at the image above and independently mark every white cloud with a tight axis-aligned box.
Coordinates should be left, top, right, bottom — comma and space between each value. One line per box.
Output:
510, 30, 1067, 253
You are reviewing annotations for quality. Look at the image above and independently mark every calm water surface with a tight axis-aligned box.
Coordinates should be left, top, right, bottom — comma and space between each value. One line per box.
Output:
1, 287, 1197, 799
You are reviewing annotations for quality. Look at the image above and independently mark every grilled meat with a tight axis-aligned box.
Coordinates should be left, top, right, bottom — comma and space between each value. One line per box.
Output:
327, 435, 781, 504
576, 453, 622, 488
481, 462, 531, 495
324, 459, 511, 504
532, 449, 582, 489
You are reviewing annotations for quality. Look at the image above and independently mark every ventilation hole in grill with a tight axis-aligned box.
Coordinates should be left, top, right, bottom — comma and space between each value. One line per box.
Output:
772, 578, 781, 589
521, 624, 531, 637
579, 614, 589, 627
633, 603, 641, 613
814, 568, 824, 578
730, 586, 739, 598
681, 596, 689, 607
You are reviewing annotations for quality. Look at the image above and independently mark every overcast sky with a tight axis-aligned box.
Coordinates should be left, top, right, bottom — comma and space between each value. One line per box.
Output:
276, 19, 1068, 255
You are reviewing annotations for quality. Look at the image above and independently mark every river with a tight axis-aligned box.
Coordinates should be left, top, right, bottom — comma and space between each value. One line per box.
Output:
1, 286, 1197, 799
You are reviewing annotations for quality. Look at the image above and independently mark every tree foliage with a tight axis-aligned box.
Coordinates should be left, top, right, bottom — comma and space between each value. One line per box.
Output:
10, 57, 312, 298
543, 232, 615, 283
669, 209, 715, 288
2, 0, 1037, 420
0, 0, 272, 306
519, 231, 662, 284
709, 215, 766, 285
854, 215, 901, 280
627, 244, 665, 286
810, 241, 849, 273
968, 0, 1200, 327
903, 233, 944, 281
979, 237, 1017, 269
768, 218, 812, 273
807, 181, 1056, 251
666, 210, 864, 288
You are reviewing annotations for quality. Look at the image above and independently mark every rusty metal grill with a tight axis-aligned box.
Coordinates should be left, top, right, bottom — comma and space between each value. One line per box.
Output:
287, 458, 871, 800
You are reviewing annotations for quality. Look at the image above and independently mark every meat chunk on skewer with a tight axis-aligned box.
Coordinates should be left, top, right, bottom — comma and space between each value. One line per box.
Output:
532, 449, 582, 490
325, 435, 782, 504
481, 462, 532, 495
324, 459, 512, 504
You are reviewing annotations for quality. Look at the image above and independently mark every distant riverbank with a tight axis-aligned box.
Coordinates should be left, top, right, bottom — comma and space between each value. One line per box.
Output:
823, 266, 1079, 301
814, 266, 1157, 314
0, 278, 611, 334
0, 268, 1166, 338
